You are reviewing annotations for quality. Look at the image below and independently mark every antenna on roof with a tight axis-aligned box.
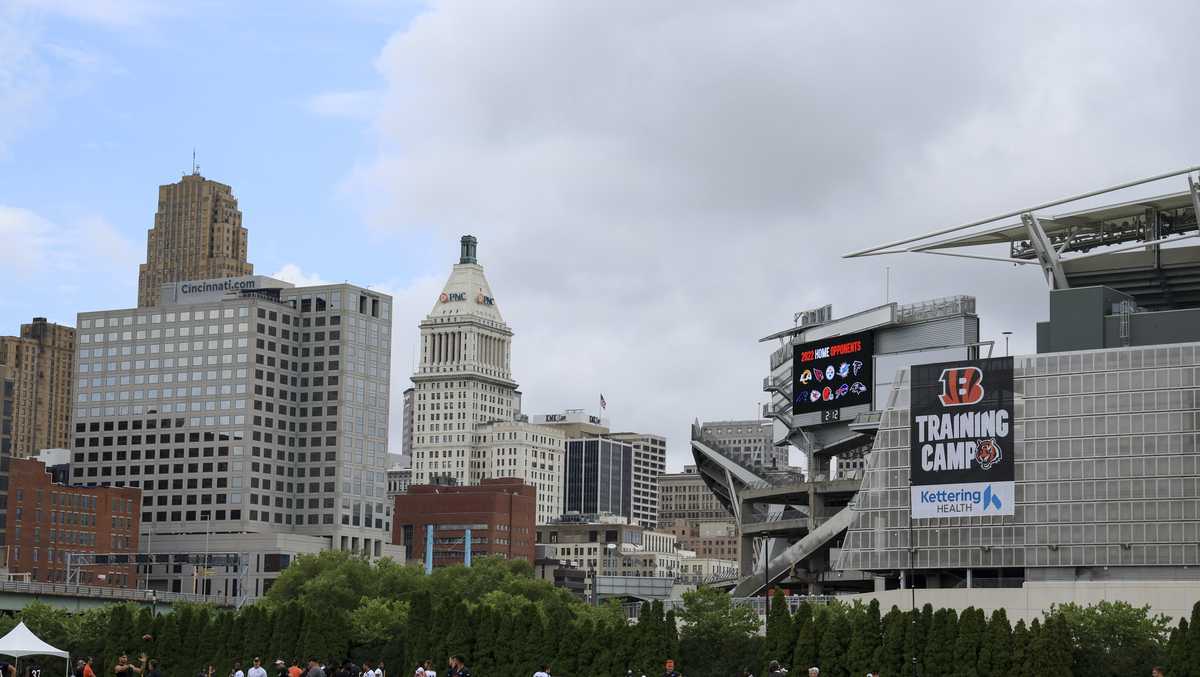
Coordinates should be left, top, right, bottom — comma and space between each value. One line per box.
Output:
192, 148, 200, 176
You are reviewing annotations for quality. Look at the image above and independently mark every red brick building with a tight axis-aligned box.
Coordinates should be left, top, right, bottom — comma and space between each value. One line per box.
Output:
6, 458, 140, 586
392, 478, 536, 567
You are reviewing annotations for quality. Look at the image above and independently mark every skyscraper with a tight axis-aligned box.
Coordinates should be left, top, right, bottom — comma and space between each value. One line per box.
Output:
137, 172, 253, 307
609, 432, 666, 529
409, 236, 565, 524
0, 318, 76, 456
70, 275, 396, 596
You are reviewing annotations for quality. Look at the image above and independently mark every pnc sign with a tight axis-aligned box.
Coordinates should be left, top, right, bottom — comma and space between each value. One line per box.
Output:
439, 292, 467, 303
476, 294, 495, 306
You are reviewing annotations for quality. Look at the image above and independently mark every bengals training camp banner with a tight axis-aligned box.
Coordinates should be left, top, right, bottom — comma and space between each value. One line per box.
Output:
909, 356, 1015, 519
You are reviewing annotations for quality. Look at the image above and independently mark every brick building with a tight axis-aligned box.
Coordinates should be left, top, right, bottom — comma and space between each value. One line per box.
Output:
393, 478, 536, 567
6, 457, 140, 586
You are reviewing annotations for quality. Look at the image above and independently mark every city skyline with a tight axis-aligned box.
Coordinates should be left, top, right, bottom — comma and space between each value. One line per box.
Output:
5, 1, 1200, 470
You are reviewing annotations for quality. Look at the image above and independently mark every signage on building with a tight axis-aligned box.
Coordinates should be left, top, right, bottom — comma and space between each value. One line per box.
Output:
161, 275, 292, 306
909, 356, 1015, 518
792, 330, 874, 415
476, 293, 495, 306
439, 292, 467, 303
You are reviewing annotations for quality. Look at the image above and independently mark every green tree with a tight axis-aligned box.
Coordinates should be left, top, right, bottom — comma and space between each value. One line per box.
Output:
1167, 618, 1189, 677
677, 587, 761, 677
1011, 619, 1032, 677
763, 590, 795, 671
1047, 601, 1171, 677
268, 602, 303, 664
846, 600, 881, 675
951, 607, 984, 677
876, 607, 906, 677
793, 604, 823, 671
1187, 602, 1200, 676
977, 608, 1012, 677
923, 608, 958, 677
817, 605, 850, 677
349, 598, 408, 661
1029, 615, 1072, 676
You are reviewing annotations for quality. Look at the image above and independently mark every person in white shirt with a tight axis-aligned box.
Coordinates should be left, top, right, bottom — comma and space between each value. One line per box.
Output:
414, 661, 434, 677
247, 658, 267, 677
231, 662, 245, 677
533, 666, 551, 677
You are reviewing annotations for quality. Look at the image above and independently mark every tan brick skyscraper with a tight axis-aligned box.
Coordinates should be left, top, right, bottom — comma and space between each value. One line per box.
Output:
0, 318, 75, 456
136, 172, 253, 307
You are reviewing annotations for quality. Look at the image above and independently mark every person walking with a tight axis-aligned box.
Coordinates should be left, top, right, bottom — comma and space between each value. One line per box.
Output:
532, 665, 551, 677
662, 660, 680, 677
248, 658, 267, 677
807, 669, 819, 677
767, 661, 787, 677
304, 659, 324, 677
113, 655, 142, 677
446, 657, 470, 677
1151, 668, 1165, 677
230, 662, 245, 677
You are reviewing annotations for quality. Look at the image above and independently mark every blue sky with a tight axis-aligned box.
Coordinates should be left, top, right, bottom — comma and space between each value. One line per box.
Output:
1, 1, 438, 323
4, 1, 1200, 468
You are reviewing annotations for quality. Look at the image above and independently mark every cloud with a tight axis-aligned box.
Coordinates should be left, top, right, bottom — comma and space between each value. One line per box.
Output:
342, 0, 1200, 467
270, 264, 331, 287
10, 0, 166, 30
307, 90, 383, 120
0, 207, 140, 320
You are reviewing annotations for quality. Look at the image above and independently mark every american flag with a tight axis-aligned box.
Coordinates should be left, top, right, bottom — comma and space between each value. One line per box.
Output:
600, 393, 607, 410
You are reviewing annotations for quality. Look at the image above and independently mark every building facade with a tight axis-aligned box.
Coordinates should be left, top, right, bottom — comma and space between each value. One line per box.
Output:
401, 386, 415, 456
6, 457, 140, 585
536, 516, 680, 601
697, 420, 781, 470
0, 318, 76, 457
677, 556, 739, 585
658, 465, 739, 560
838, 342, 1200, 620
69, 275, 395, 596
610, 432, 667, 529
137, 173, 253, 308
0, 371, 13, 559
563, 438, 633, 521
387, 463, 412, 498
409, 237, 566, 525
392, 478, 536, 567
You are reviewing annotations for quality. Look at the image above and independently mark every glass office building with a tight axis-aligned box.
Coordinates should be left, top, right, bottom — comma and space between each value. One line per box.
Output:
564, 438, 633, 520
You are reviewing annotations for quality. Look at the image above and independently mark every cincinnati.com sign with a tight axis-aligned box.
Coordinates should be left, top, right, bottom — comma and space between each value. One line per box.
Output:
909, 356, 1015, 518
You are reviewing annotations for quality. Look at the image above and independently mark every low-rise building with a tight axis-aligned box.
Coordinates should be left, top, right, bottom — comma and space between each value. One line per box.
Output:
658, 465, 740, 561
6, 457, 140, 586
393, 477, 536, 567
536, 515, 680, 601
677, 555, 739, 585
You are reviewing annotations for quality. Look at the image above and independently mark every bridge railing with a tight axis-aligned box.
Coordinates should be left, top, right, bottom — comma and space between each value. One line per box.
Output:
0, 579, 239, 607
623, 594, 835, 620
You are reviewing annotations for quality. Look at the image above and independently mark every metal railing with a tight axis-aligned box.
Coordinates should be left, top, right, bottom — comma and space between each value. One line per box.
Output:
0, 579, 240, 607
623, 594, 835, 620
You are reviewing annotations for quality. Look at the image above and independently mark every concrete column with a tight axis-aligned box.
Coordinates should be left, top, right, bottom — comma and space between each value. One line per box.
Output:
966, 569, 973, 589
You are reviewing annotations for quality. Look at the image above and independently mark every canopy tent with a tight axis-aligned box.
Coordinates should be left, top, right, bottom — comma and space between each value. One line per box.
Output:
0, 622, 69, 677
0, 622, 68, 658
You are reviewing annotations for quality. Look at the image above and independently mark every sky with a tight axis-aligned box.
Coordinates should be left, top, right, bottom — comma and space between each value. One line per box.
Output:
3, 0, 1200, 471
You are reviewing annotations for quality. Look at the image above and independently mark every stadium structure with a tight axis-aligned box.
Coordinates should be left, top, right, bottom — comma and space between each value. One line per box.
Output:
695, 167, 1200, 620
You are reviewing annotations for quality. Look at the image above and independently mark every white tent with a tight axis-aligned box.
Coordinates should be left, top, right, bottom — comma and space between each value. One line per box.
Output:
0, 622, 67, 658
0, 622, 69, 677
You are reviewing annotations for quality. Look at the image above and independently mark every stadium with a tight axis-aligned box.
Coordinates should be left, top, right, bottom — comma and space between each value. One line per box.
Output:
693, 167, 1200, 620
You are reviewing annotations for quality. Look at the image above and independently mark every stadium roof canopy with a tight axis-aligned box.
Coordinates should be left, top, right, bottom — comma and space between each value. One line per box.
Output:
844, 166, 1200, 311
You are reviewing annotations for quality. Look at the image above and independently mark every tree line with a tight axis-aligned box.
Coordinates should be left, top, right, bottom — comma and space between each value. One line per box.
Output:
1, 552, 1197, 677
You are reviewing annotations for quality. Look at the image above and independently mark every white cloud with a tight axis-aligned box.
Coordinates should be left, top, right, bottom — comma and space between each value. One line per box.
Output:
0, 206, 139, 319
341, 0, 1200, 467
10, 0, 166, 30
270, 264, 331, 287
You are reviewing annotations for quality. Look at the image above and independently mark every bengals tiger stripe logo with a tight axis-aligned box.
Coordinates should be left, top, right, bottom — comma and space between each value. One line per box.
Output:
937, 366, 985, 406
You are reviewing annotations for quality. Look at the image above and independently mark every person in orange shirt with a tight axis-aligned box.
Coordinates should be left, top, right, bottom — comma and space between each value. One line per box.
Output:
287, 661, 302, 677
82, 659, 96, 677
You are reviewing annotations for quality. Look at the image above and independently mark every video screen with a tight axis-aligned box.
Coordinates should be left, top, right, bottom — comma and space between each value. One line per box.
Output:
792, 330, 874, 415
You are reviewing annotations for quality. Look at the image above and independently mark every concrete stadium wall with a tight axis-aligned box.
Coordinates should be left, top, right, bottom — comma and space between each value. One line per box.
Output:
845, 580, 1200, 623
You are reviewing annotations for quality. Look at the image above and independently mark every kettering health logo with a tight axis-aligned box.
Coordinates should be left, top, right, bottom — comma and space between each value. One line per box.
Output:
919, 484, 1003, 514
